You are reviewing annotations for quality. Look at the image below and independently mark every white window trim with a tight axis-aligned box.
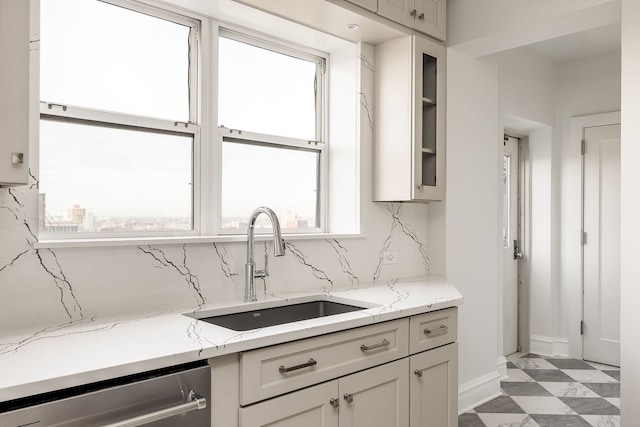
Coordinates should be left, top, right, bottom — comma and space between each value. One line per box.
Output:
213, 26, 329, 236
34, 0, 356, 246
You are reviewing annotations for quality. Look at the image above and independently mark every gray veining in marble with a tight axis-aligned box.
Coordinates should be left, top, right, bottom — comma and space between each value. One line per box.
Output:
35, 248, 84, 320
212, 242, 238, 280
138, 245, 206, 307
285, 241, 334, 289
326, 239, 359, 286
359, 92, 374, 130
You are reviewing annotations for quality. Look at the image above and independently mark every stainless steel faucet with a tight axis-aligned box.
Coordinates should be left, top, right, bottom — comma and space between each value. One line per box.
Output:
245, 206, 286, 302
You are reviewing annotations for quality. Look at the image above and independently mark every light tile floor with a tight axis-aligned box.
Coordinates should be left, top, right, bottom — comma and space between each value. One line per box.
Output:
459, 353, 620, 427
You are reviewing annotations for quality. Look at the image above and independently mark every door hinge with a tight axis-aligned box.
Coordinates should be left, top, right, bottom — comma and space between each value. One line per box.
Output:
581, 140, 586, 155
580, 320, 585, 335
581, 231, 587, 245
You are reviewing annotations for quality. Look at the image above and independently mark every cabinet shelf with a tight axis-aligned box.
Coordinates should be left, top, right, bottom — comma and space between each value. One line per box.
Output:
421, 148, 436, 154
422, 97, 436, 106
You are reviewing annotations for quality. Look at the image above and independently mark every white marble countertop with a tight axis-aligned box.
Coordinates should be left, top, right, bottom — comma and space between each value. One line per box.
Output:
0, 275, 462, 403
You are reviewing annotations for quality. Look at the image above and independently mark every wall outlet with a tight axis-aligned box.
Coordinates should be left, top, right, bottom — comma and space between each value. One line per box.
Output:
382, 251, 397, 265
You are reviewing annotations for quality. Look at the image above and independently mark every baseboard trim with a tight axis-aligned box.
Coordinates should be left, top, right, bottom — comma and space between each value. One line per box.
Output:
530, 335, 569, 357
458, 369, 502, 414
496, 356, 508, 380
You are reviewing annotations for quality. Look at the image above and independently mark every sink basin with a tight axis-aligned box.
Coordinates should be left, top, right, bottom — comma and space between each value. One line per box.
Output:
196, 300, 367, 331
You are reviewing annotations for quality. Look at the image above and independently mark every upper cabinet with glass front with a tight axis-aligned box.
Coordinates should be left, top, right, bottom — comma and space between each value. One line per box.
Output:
374, 34, 445, 202
377, 0, 446, 41
0, 0, 31, 187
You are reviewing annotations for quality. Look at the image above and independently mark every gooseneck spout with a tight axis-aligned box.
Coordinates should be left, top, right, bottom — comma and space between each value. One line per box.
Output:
245, 206, 286, 302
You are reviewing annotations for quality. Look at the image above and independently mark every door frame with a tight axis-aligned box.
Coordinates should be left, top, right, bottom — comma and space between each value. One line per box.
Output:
503, 130, 530, 355
568, 111, 621, 359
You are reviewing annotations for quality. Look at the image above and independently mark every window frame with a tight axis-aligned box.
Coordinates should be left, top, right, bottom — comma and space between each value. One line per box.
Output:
36, 0, 333, 243
214, 27, 329, 235
38, 0, 202, 240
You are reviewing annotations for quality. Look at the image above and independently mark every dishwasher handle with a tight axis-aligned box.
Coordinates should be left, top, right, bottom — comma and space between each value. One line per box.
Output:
101, 390, 207, 427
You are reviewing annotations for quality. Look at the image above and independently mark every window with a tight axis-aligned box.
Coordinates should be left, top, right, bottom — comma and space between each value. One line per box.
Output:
38, 1, 330, 241
217, 31, 326, 233
39, 0, 200, 237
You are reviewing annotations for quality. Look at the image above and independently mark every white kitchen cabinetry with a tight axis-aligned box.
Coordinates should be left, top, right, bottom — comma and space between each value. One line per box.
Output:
339, 359, 409, 427
211, 307, 458, 427
374, 34, 446, 202
0, 0, 31, 187
410, 343, 458, 427
239, 380, 339, 427
239, 359, 408, 427
377, 0, 446, 41
345, 0, 377, 12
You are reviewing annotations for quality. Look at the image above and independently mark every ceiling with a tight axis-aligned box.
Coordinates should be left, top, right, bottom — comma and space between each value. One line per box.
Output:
526, 22, 621, 63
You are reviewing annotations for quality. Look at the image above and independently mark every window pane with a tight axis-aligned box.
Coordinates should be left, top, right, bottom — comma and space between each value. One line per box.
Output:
39, 119, 193, 234
218, 36, 318, 141
502, 154, 510, 248
221, 141, 319, 231
40, 0, 191, 121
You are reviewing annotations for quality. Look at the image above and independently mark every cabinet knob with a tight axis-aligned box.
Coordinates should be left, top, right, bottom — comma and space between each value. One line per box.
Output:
344, 393, 354, 403
330, 398, 340, 408
11, 152, 24, 165
410, 9, 417, 17
414, 369, 424, 377
416, 184, 423, 190
418, 13, 425, 20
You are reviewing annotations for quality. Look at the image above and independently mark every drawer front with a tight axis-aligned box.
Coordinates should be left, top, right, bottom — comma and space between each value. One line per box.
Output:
409, 307, 457, 354
240, 318, 409, 405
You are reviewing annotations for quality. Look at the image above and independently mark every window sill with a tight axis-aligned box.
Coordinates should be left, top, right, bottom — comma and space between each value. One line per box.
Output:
34, 232, 367, 249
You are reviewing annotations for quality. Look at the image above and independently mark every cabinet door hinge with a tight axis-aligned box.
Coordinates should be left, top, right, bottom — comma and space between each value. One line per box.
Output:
581, 140, 586, 155
580, 320, 585, 335
581, 231, 587, 245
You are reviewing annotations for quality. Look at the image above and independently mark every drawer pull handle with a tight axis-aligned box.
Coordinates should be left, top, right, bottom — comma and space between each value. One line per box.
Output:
424, 325, 448, 336
279, 358, 317, 374
344, 393, 354, 403
360, 339, 390, 351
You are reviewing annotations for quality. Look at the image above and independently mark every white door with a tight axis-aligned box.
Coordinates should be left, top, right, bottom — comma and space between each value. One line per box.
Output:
503, 136, 520, 356
583, 124, 621, 367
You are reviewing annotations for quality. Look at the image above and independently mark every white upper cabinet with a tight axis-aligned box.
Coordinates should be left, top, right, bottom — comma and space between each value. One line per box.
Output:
377, 0, 446, 41
0, 0, 31, 187
374, 35, 446, 202
346, 0, 378, 12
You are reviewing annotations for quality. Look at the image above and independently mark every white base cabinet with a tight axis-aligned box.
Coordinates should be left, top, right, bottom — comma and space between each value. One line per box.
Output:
211, 307, 458, 427
410, 343, 458, 427
240, 359, 409, 427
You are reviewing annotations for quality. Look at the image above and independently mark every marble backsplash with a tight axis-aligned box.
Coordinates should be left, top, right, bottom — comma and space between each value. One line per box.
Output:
0, 43, 435, 335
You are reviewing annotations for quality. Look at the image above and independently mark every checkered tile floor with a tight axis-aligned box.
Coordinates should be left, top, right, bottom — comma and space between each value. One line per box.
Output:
459, 353, 620, 427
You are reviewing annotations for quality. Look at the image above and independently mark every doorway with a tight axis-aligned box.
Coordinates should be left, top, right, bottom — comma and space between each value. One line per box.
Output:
582, 122, 621, 367
503, 135, 522, 356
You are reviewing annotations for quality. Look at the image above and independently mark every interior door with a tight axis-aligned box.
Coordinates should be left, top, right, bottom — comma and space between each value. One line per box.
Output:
503, 136, 520, 356
583, 123, 621, 367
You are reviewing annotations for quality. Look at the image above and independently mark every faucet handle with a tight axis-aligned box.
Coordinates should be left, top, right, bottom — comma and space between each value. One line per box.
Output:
255, 254, 269, 279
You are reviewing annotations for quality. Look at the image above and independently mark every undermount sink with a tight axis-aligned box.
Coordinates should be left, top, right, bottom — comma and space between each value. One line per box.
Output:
194, 300, 368, 331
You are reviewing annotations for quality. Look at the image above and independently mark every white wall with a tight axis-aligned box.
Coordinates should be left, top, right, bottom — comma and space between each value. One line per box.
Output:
620, 0, 640, 420
484, 47, 560, 355
447, 0, 620, 57
443, 49, 502, 411
556, 51, 621, 357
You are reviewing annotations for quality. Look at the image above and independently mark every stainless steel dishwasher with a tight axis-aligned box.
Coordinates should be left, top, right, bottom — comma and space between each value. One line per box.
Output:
0, 361, 210, 426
